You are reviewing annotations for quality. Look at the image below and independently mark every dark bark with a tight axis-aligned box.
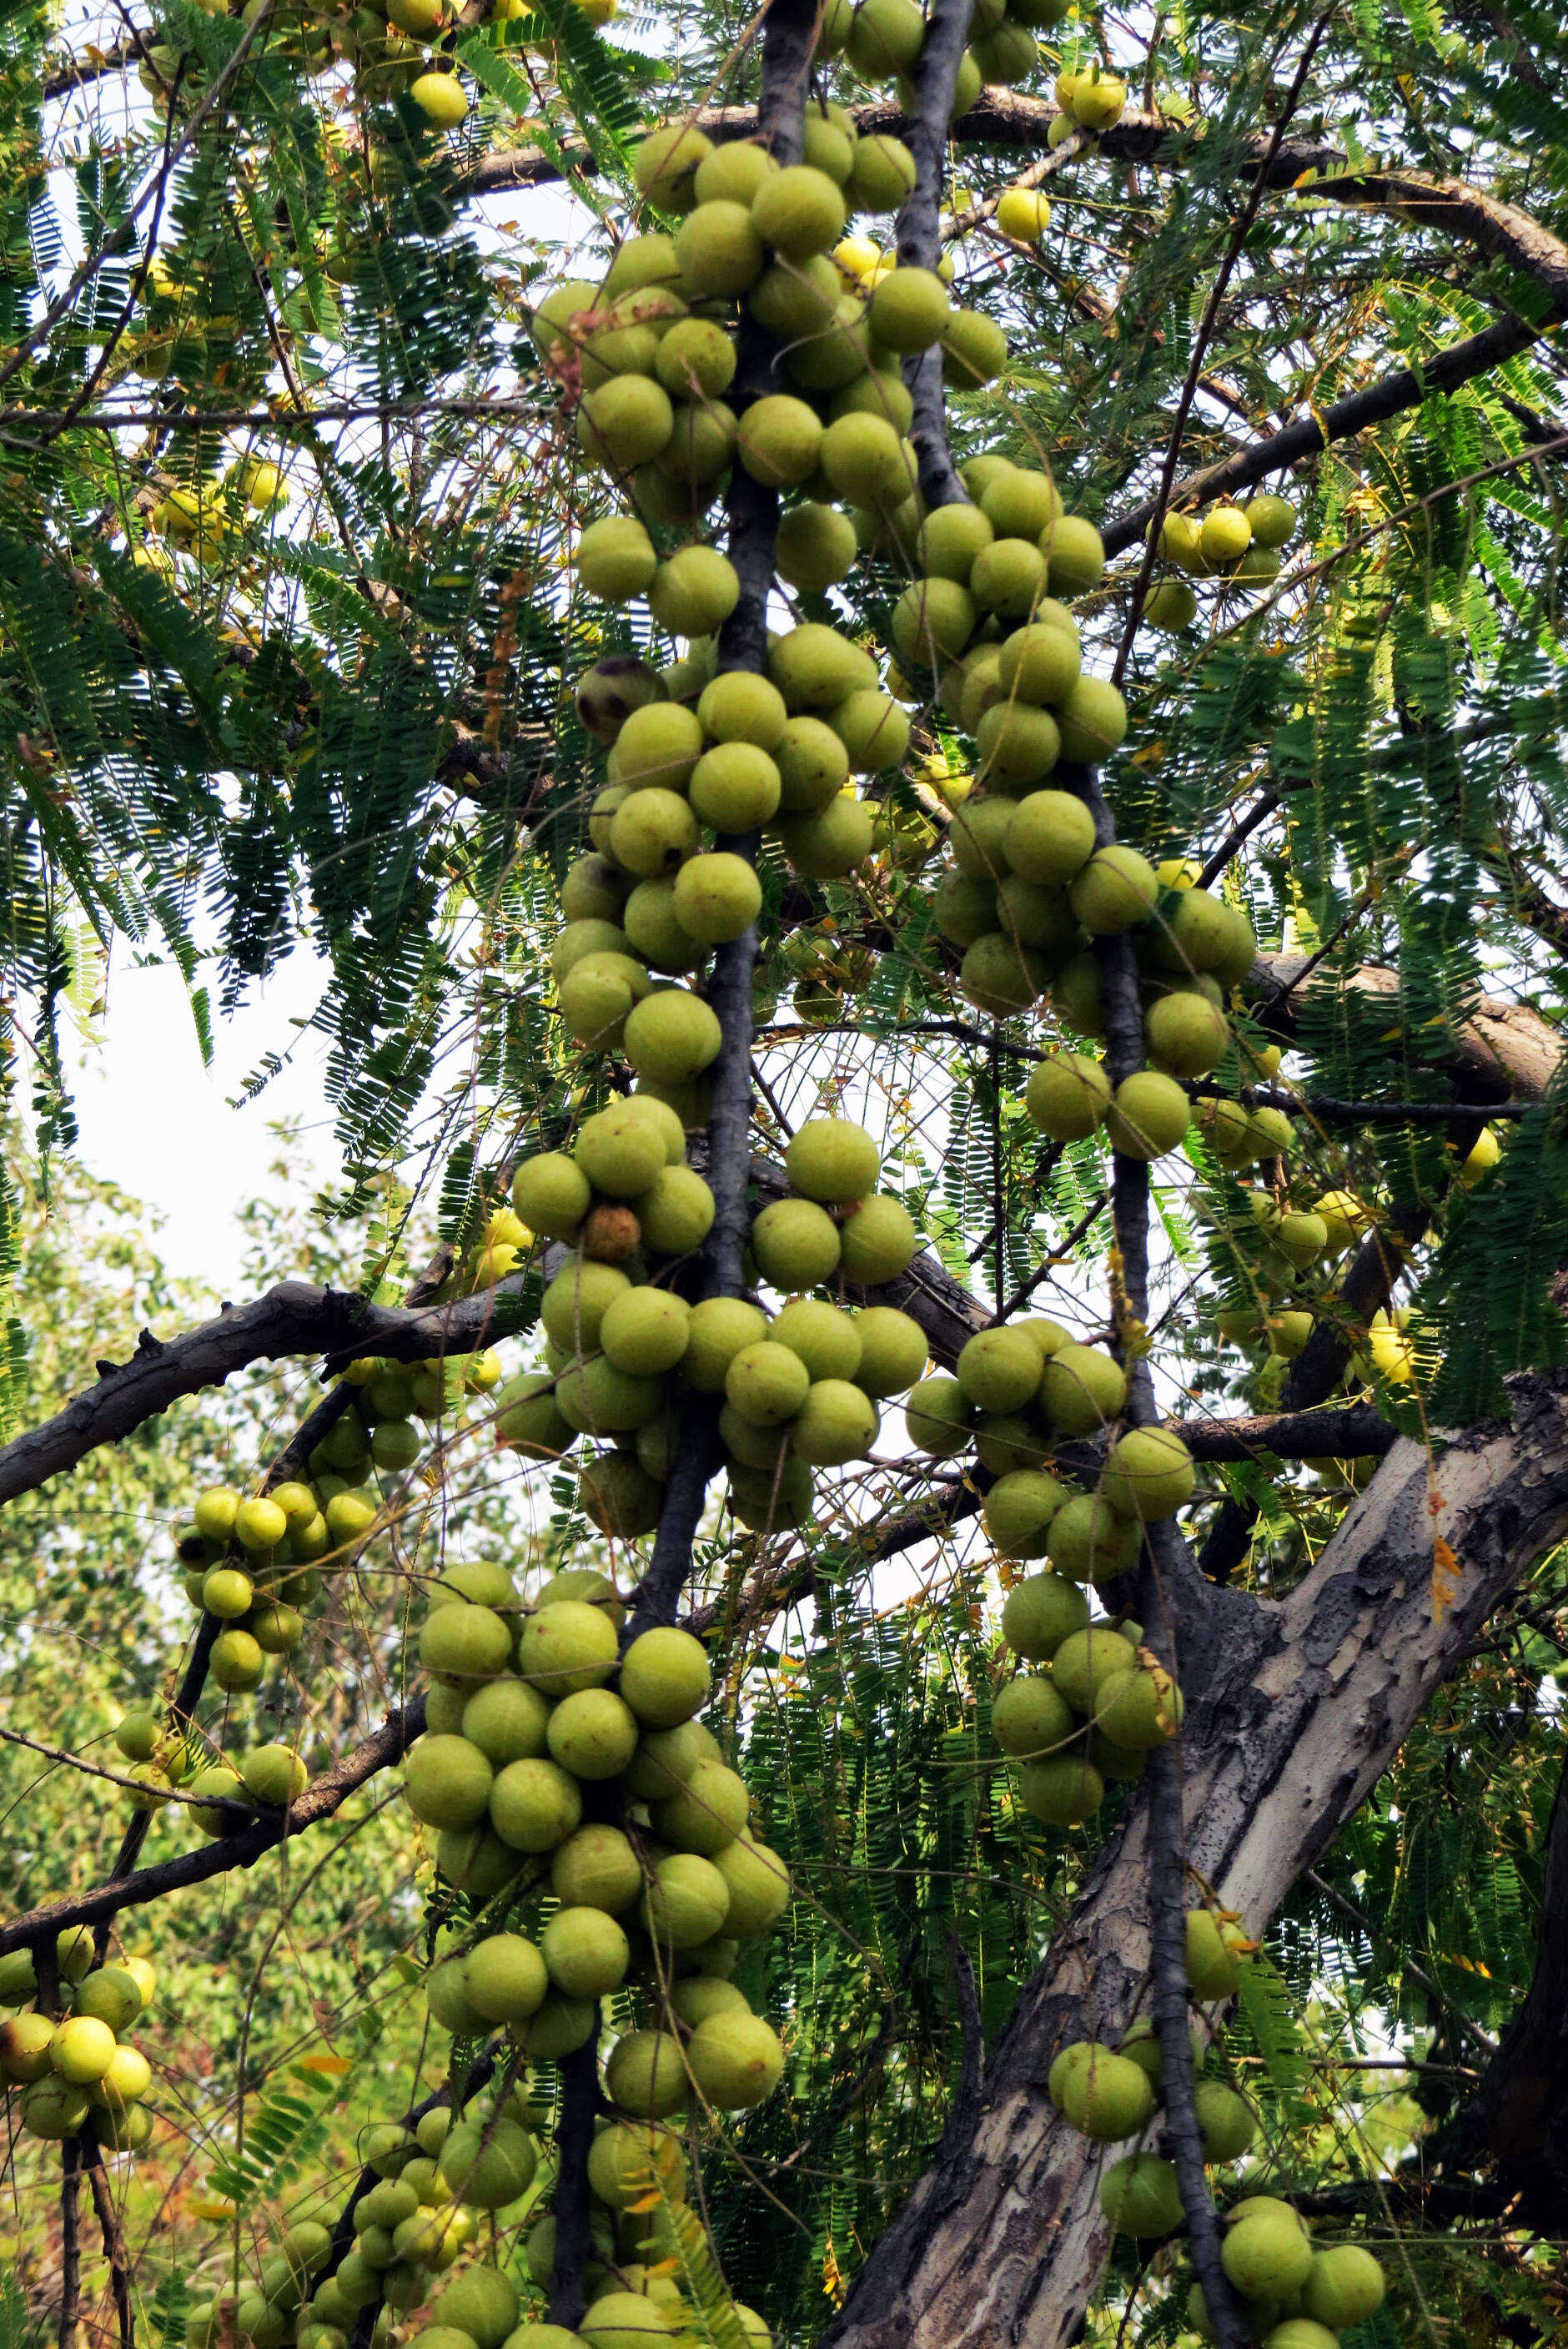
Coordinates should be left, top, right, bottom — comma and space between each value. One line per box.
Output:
549, 2018, 603, 2326
1103, 314, 1542, 559
892, 0, 974, 510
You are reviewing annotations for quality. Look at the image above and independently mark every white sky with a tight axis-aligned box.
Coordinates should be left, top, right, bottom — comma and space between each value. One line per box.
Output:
62, 945, 341, 1293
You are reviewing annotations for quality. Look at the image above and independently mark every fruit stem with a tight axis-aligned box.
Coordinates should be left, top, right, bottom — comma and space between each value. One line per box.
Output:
1146, 1724, 1249, 2349
548, 2013, 603, 2327
892, 0, 974, 510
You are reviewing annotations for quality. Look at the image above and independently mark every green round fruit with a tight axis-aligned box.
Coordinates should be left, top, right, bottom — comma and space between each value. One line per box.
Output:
624, 989, 723, 1082
461, 1677, 550, 1767
837, 1193, 917, 1282
786, 1117, 878, 1204
976, 701, 1062, 791
919, 503, 995, 585
775, 501, 858, 591
1146, 579, 1197, 629
846, 129, 916, 208
737, 394, 824, 490
1046, 1494, 1141, 1585
420, 1602, 512, 1686
240, 1744, 309, 1806
852, 1305, 927, 1395
1105, 1071, 1192, 1160
958, 1328, 1045, 1414
981, 467, 1061, 540
1056, 2046, 1155, 2140
649, 545, 741, 638
1194, 2080, 1256, 2162
1068, 844, 1157, 934
636, 1164, 716, 1255
999, 1570, 1090, 1660
869, 266, 951, 353
768, 1298, 862, 1381
404, 1735, 494, 1829
541, 1905, 631, 1998
1099, 2153, 1183, 2237
772, 717, 851, 812
1025, 1053, 1112, 1140
1041, 515, 1104, 597
892, 576, 976, 670
993, 1673, 1075, 1760
1186, 1909, 1244, 1999
770, 623, 878, 712
1221, 2209, 1314, 2300
547, 1688, 641, 1780
1102, 1426, 1195, 1521
1016, 1753, 1104, 1825
776, 793, 876, 879
463, 1933, 550, 2025
683, 1296, 769, 1391
655, 1758, 751, 1854
906, 1374, 972, 1456
831, 688, 910, 773
789, 1377, 879, 1465
621, 1624, 711, 1727
1145, 990, 1229, 1079
551, 1822, 644, 1915
633, 123, 712, 209
1244, 493, 1298, 549
1299, 2246, 1385, 2329
982, 1468, 1068, 1558
1038, 1344, 1126, 1436
643, 1850, 731, 1946
751, 1197, 842, 1289
942, 307, 1008, 388
519, 1598, 619, 1695
489, 1757, 583, 1852
675, 200, 765, 298
686, 2011, 783, 2110
577, 516, 658, 601
606, 2029, 687, 2120
1050, 1626, 1138, 1717
672, 853, 763, 943
752, 164, 846, 259
1004, 788, 1096, 884
710, 1835, 789, 1937
726, 1339, 811, 1427
1055, 674, 1128, 766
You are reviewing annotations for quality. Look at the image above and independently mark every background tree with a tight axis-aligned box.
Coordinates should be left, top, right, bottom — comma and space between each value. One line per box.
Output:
3, 0, 1568, 2343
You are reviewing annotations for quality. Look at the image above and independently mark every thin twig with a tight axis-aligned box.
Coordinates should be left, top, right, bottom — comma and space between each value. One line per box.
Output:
1111, 4, 1335, 682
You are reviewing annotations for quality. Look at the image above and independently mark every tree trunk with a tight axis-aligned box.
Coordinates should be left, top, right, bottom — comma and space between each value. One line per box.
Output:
822, 1370, 1568, 2349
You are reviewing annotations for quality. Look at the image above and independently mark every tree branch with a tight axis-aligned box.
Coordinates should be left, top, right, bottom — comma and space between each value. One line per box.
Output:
821, 1369, 1568, 2349
1102, 313, 1544, 559
0, 1698, 425, 1958
0, 1278, 526, 1512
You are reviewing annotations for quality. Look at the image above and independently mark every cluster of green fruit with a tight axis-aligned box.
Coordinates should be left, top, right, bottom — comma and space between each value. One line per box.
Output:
500, 1114, 925, 1540
163, 1353, 501, 1698
0, 1935, 158, 2148
113, 1688, 314, 1833
1184, 2204, 1388, 2349
931, 764, 1260, 1058
992, 1566, 1187, 1826
1209, 1185, 1372, 1395
295, 2128, 770, 2349
401, 1573, 789, 2107
1144, 495, 1299, 631
1049, 61, 1128, 137
263, 2093, 549, 2349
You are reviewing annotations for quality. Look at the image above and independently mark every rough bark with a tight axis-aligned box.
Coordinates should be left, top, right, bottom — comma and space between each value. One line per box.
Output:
1246, 951, 1565, 1105
822, 1370, 1568, 2349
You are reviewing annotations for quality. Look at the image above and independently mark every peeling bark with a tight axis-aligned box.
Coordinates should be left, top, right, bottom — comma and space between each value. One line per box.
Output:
823, 1373, 1568, 2349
